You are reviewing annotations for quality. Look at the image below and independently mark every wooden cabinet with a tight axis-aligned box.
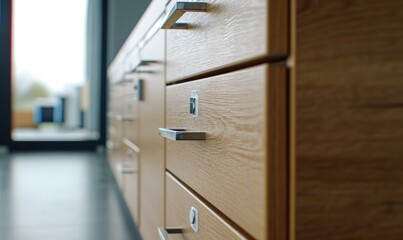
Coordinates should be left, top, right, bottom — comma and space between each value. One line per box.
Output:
164, 172, 247, 239
121, 145, 140, 224
107, 0, 403, 239
107, 2, 166, 239
138, 30, 166, 240
292, 0, 403, 239
165, 0, 288, 83
108, 1, 288, 239
107, 98, 124, 189
165, 64, 287, 239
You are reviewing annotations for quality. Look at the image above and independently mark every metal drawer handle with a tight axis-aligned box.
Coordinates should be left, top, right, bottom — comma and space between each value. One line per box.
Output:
106, 140, 118, 150
122, 138, 141, 153
128, 60, 158, 73
159, 128, 206, 141
116, 163, 136, 174
114, 78, 133, 85
161, 2, 207, 29
158, 227, 183, 240
115, 114, 134, 122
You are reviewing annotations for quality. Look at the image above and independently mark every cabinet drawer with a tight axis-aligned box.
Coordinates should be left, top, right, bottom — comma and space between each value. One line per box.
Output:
121, 146, 140, 225
165, 0, 288, 83
138, 29, 166, 240
164, 172, 247, 240
122, 97, 139, 143
164, 64, 287, 239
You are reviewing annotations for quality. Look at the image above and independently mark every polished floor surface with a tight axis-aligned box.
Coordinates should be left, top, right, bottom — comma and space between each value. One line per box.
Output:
0, 152, 141, 240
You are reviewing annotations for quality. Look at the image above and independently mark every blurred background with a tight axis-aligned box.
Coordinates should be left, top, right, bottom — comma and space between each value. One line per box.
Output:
7, 0, 149, 145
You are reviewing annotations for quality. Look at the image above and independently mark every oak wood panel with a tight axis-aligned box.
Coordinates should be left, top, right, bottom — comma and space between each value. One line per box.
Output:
166, 64, 287, 239
166, 0, 288, 83
166, 173, 247, 240
109, 84, 122, 101
296, 1, 403, 239
138, 30, 166, 240
123, 96, 139, 144
108, 0, 165, 84
122, 148, 140, 225
120, 80, 134, 98
107, 99, 124, 189
290, 0, 297, 239
123, 172, 139, 225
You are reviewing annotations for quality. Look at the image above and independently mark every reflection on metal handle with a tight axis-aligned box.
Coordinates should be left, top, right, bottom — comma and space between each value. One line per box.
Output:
114, 78, 133, 85
128, 60, 158, 73
117, 163, 136, 174
115, 115, 134, 122
159, 128, 206, 141
122, 138, 141, 153
161, 2, 207, 29
106, 140, 118, 150
158, 227, 183, 240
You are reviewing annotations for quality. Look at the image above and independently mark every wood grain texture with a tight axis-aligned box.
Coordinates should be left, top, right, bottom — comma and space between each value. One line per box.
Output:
108, 0, 165, 84
122, 148, 140, 224
166, 0, 288, 83
266, 62, 288, 240
107, 99, 124, 190
123, 96, 139, 144
138, 30, 166, 240
166, 64, 287, 239
296, 1, 403, 239
290, 0, 297, 240
120, 79, 138, 98
166, 173, 247, 240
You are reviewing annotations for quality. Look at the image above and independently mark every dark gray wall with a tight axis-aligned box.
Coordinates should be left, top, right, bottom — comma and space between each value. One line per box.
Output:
0, 0, 11, 149
107, 0, 151, 65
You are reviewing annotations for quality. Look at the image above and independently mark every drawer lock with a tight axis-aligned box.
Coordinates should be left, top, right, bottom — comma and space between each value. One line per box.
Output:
190, 90, 199, 117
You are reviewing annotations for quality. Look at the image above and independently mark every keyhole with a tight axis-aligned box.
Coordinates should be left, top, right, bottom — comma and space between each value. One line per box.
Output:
189, 90, 199, 117
190, 98, 196, 115
189, 207, 198, 232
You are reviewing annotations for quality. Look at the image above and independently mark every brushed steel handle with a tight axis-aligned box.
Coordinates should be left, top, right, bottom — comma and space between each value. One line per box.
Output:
106, 140, 119, 150
161, 2, 207, 29
115, 114, 134, 122
114, 78, 133, 85
158, 227, 183, 240
122, 138, 141, 153
159, 128, 206, 141
116, 163, 136, 174
128, 59, 158, 73
109, 113, 134, 121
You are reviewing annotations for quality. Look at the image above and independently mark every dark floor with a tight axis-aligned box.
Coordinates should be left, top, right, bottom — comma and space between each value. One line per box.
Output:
0, 152, 141, 240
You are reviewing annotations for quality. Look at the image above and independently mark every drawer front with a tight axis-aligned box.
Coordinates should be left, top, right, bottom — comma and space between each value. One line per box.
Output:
121, 79, 136, 97
165, 64, 287, 239
107, 100, 123, 182
122, 146, 140, 224
123, 172, 139, 225
165, 173, 247, 240
138, 30, 166, 240
122, 97, 139, 143
165, 0, 287, 82
109, 85, 120, 100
